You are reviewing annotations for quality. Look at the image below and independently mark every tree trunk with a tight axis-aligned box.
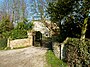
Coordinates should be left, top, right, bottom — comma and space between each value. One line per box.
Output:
80, 17, 88, 41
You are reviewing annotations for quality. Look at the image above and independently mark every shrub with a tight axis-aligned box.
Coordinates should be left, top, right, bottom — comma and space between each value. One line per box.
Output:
65, 38, 90, 66
10, 29, 28, 40
26, 22, 33, 30
0, 19, 14, 33
0, 38, 7, 50
15, 21, 33, 30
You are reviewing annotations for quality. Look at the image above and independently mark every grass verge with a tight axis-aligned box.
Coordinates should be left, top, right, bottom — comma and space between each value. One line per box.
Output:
46, 50, 67, 67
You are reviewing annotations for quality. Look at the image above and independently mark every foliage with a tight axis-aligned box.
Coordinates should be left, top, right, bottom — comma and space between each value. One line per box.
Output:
0, 18, 14, 49
26, 22, 34, 30
2, 31, 11, 39
15, 22, 27, 30
0, 19, 14, 34
15, 21, 33, 30
47, 0, 90, 40
10, 21, 33, 40
47, 0, 76, 22
0, 38, 7, 50
10, 29, 28, 40
65, 38, 90, 66
46, 50, 67, 67
0, 17, 14, 39
61, 16, 81, 38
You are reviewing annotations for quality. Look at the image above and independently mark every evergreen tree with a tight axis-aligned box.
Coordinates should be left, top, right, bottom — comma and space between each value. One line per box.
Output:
47, 0, 90, 40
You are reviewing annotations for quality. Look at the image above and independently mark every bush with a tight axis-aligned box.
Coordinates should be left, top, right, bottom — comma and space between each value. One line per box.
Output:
0, 38, 7, 50
65, 38, 90, 66
10, 29, 28, 40
10, 20, 33, 40
0, 19, 14, 33
26, 22, 33, 30
15, 21, 33, 30
15, 22, 27, 30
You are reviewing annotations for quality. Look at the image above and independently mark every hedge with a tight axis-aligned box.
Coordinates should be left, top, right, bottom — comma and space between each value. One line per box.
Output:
64, 38, 90, 67
0, 38, 7, 50
10, 29, 28, 40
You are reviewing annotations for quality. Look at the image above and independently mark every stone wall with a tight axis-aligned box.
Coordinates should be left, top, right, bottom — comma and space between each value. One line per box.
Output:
9, 38, 32, 49
7, 32, 33, 49
52, 37, 69, 60
52, 42, 60, 59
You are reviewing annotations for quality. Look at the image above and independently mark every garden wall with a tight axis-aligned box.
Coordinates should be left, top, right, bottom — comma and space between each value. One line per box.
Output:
52, 42, 60, 59
52, 38, 68, 60
7, 32, 33, 49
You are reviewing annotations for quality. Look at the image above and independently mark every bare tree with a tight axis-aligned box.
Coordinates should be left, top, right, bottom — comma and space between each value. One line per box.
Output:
20, 0, 26, 22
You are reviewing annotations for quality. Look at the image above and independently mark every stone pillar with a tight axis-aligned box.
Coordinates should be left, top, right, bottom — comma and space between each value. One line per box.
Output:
61, 43, 65, 60
27, 32, 33, 46
7, 38, 10, 47
7, 37, 13, 49
7, 37, 12, 48
30, 35, 33, 46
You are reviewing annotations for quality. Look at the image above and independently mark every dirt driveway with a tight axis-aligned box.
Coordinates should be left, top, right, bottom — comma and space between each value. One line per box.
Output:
0, 46, 47, 67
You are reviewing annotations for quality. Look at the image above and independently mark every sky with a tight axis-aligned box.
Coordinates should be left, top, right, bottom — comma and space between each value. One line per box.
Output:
0, 0, 48, 21
0, 0, 3, 6
25, 0, 47, 20
0, 0, 3, 5
0, 0, 3, 2
0, 0, 4, 10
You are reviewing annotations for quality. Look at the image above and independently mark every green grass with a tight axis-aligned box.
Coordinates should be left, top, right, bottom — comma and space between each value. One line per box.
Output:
46, 50, 67, 67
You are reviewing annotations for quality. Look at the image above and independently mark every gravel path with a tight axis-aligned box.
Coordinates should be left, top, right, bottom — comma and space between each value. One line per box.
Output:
0, 46, 47, 67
